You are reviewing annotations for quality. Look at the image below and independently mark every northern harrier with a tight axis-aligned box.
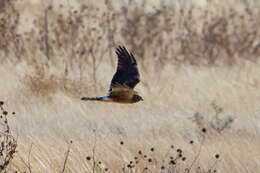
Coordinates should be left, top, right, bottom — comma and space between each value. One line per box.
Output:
81, 46, 143, 104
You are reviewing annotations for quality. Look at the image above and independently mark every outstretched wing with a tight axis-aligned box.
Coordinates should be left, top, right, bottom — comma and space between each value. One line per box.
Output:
109, 46, 140, 92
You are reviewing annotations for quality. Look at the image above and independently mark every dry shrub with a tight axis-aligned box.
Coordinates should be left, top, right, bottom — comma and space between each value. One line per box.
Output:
118, 1, 260, 66
1, 0, 260, 72
25, 66, 59, 101
0, 101, 17, 172
84, 129, 220, 173
0, 0, 257, 99
24, 65, 94, 101
191, 101, 234, 135
0, 0, 22, 62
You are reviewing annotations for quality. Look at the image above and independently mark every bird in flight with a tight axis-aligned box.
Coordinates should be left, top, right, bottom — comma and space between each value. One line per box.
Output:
81, 46, 143, 104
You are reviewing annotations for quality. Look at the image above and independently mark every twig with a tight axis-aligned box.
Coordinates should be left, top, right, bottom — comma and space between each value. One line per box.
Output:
6, 0, 21, 61
207, 159, 219, 173
61, 141, 72, 173
188, 135, 205, 170
92, 130, 97, 173
27, 142, 33, 173
43, 4, 51, 68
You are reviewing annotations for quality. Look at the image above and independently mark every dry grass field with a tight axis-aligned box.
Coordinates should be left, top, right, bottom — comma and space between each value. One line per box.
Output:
0, 0, 260, 172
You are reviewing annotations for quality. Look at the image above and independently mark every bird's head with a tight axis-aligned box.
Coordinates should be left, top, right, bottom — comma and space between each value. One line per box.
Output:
133, 94, 144, 102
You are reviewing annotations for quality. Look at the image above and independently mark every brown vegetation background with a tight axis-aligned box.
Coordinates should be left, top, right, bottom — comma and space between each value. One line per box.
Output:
0, 0, 260, 172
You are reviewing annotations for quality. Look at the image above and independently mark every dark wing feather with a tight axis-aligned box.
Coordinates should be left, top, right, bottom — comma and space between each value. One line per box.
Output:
109, 46, 140, 92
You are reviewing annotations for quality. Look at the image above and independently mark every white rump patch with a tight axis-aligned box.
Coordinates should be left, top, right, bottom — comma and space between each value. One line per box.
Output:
101, 96, 109, 100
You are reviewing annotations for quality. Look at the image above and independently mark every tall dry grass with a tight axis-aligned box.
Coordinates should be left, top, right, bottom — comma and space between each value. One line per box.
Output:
0, 0, 260, 172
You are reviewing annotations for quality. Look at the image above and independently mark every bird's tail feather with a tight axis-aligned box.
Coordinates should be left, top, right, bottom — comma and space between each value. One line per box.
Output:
81, 96, 110, 101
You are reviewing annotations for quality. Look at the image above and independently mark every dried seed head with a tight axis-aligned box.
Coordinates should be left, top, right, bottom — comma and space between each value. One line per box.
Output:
0, 101, 4, 106
190, 140, 194, 144
138, 150, 142, 155
150, 147, 154, 152
161, 166, 165, 170
120, 141, 124, 145
170, 160, 176, 165
177, 149, 182, 153
3, 111, 8, 115
86, 156, 91, 160
148, 158, 152, 162
202, 128, 207, 133
215, 154, 220, 159
182, 157, 186, 161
